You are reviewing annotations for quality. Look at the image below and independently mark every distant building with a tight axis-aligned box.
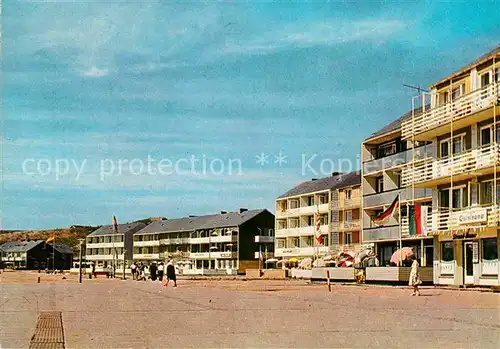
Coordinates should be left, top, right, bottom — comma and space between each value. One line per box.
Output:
133, 208, 275, 275
0, 240, 73, 270
274, 171, 362, 260
85, 222, 146, 270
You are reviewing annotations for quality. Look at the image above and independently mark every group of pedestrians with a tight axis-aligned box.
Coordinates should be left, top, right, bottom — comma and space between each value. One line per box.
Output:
130, 260, 177, 287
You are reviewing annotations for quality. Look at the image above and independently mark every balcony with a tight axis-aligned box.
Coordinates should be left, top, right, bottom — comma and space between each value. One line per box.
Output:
133, 253, 160, 260
86, 254, 125, 261
275, 246, 329, 257
363, 145, 433, 175
431, 205, 500, 233
254, 251, 274, 259
276, 203, 329, 218
363, 187, 432, 209
86, 242, 124, 249
210, 235, 238, 243
402, 144, 500, 188
330, 220, 361, 232
363, 226, 401, 242
275, 228, 299, 237
161, 237, 190, 245
254, 235, 274, 243
133, 240, 160, 247
402, 83, 500, 141
189, 252, 237, 259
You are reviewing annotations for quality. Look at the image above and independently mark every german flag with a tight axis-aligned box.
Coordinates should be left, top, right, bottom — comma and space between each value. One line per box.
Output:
373, 196, 399, 226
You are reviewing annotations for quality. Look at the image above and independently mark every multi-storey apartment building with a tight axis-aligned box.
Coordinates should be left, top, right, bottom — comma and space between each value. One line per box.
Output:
400, 47, 499, 286
274, 171, 361, 260
362, 112, 434, 267
133, 209, 275, 275
86, 222, 146, 270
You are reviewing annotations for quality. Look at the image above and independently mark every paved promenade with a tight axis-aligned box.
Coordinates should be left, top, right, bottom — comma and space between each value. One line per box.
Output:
0, 271, 499, 348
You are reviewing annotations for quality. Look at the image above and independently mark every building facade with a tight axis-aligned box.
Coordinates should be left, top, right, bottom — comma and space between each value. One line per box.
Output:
0, 240, 73, 270
400, 47, 500, 286
274, 171, 362, 260
85, 222, 146, 270
362, 112, 435, 268
133, 209, 275, 275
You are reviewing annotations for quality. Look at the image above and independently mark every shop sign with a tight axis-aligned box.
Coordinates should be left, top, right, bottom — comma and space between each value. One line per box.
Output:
219, 252, 232, 258
454, 208, 487, 225
281, 249, 299, 255
452, 231, 477, 240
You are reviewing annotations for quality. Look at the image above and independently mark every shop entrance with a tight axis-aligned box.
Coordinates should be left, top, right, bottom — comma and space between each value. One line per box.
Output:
463, 242, 475, 284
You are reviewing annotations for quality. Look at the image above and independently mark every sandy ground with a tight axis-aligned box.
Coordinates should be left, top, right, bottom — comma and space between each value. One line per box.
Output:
1, 271, 499, 348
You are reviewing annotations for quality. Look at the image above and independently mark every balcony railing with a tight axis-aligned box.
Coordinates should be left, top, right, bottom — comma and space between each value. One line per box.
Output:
363, 145, 433, 175
431, 205, 500, 232
133, 253, 160, 260
275, 246, 329, 257
363, 187, 432, 209
330, 220, 361, 231
402, 143, 500, 187
133, 240, 160, 247
362, 226, 400, 242
402, 83, 499, 139
276, 203, 329, 217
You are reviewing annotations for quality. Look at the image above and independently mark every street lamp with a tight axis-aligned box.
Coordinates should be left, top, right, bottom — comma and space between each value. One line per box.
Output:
78, 239, 84, 283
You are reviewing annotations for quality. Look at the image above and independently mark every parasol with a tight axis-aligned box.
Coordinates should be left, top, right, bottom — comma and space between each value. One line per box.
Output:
390, 247, 415, 265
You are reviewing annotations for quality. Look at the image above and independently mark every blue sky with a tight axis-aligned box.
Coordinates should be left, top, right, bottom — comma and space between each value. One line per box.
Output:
2, 1, 499, 229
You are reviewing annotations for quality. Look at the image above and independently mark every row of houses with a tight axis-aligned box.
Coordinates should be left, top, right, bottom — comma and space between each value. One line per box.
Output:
276, 47, 500, 287
85, 209, 275, 275
0, 240, 73, 270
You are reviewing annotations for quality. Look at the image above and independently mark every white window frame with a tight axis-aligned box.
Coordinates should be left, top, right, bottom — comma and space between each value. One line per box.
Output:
479, 179, 500, 205
376, 177, 384, 193
439, 132, 466, 158
480, 123, 500, 147
480, 71, 492, 88
289, 199, 299, 209
451, 83, 465, 100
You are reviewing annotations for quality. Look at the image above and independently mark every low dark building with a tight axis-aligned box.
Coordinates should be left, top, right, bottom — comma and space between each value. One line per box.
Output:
0, 240, 74, 270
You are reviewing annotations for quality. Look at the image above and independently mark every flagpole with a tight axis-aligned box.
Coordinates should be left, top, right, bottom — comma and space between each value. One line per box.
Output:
52, 232, 56, 273
398, 193, 403, 267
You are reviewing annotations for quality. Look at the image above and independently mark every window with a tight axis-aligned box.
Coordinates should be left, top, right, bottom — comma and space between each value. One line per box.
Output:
439, 91, 449, 106
289, 219, 299, 228
345, 189, 352, 200
480, 124, 500, 146
344, 210, 353, 222
307, 196, 314, 206
288, 237, 299, 248
479, 181, 500, 205
394, 172, 402, 188
440, 187, 468, 209
441, 242, 454, 262
440, 134, 466, 158
440, 140, 450, 158
345, 233, 352, 245
320, 215, 328, 225
307, 216, 314, 226
482, 238, 498, 261
376, 177, 384, 193
496, 68, 500, 83
378, 142, 396, 158
451, 84, 465, 100
480, 72, 490, 88
289, 200, 299, 209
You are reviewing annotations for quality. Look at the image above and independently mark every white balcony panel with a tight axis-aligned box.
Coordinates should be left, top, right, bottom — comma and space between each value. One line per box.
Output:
86, 254, 124, 260
254, 251, 275, 259
189, 252, 237, 259
363, 145, 433, 175
189, 237, 210, 244
254, 236, 274, 243
210, 235, 237, 243
86, 242, 124, 249
275, 246, 329, 257
134, 240, 160, 247
402, 144, 500, 187
402, 83, 499, 139
133, 253, 160, 260
275, 228, 299, 237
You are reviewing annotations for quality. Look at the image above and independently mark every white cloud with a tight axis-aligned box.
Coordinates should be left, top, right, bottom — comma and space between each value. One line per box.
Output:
82, 66, 109, 78
221, 19, 408, 55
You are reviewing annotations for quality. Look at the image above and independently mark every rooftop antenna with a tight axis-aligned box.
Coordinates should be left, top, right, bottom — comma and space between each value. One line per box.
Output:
403, 84, 429, 93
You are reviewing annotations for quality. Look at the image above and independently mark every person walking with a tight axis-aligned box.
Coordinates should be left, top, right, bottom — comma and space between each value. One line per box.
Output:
130, 262, 137, 280
150, 262, 158, 281
409, 256, 421, 296
164, 260, 177, 287
158, 262, 164, 282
